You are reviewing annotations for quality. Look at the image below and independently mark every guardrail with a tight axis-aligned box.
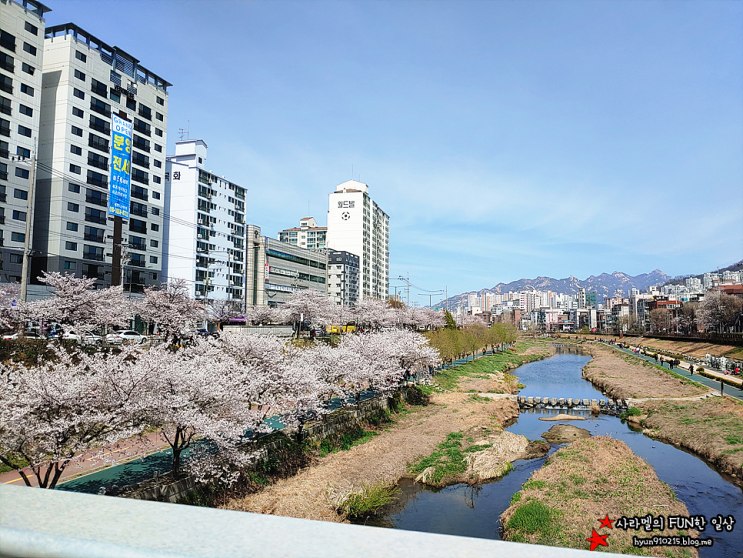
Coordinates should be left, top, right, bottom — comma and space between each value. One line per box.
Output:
0, 484, 616, 558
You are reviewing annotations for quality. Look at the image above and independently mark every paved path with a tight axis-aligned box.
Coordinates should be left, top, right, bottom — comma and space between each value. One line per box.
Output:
604, 342, 743, 401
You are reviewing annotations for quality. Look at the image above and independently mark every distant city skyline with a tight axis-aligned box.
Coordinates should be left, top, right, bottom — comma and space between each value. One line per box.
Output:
48, 0, 743, 297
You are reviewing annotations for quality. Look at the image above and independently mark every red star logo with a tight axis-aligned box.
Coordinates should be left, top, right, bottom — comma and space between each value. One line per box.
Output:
598, 514, 614, 529
586, 529, 610, 551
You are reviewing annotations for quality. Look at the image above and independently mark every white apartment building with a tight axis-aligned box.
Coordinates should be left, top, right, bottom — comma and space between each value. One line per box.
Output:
0, 0, 48, 284
327, 249, 359, 307
32, 23, 169, 293
326, 179, 389, 301
164, 140, 246, 303
278, 216, 326, 249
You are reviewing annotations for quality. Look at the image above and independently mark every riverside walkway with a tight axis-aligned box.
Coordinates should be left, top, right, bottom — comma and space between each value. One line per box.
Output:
606, 342, 743, 401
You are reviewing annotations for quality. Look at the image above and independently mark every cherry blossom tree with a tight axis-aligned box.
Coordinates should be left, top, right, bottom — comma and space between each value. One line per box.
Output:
245, 304, 283, 326
352, 298, 397, 330
21, 272, 131, 334
0, 345, 151, 489
283, 289, 336, 336
698, 290, 743, 333
0, 282, 20, 329
136, 278, 204, 341
205, 299, 243, 330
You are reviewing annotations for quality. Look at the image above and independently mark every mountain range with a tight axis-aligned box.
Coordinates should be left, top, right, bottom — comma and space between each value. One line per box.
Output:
434, 270, 672, 310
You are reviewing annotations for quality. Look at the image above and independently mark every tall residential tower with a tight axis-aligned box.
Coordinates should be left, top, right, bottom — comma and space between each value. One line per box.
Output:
325, 180, 389, 301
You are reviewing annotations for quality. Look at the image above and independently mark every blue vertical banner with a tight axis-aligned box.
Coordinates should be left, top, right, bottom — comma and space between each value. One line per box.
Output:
109, 114, 132, 218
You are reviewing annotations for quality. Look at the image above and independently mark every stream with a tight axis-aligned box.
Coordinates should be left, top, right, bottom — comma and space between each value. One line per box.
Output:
359, 347, 743, 558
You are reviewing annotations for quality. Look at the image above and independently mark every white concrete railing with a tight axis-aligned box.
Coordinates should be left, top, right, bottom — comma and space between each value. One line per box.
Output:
0, 484, 619, 558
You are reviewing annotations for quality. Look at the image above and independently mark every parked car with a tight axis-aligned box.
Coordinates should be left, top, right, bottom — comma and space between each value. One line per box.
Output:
105, 330, 146, 345
62, 331, 103, 346
2, 331, 43, 341
196, 328, 220, 339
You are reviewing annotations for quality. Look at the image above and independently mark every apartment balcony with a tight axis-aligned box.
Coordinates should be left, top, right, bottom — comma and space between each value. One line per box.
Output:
130, 207, 148, 218
82, 251, 104, 261
129, 242, 146, 251
84, 214, 107, 225
83, 233, 105, 243
129, 259, 146, 268
0, 124, 10, 137
0, 483, 594, 558
85, 194, 107, 207
0, 174, 7, 184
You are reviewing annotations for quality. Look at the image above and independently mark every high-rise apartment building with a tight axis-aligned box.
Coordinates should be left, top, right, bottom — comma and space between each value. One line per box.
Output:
0, 0, 49, 284
31, 23, 170, 293
164, 140, 246, 303
278, 216, 326, 249
327, 249, 359, 307
326, 180, 389, 301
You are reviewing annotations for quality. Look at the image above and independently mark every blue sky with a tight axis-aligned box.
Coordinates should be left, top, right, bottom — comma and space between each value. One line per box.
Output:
52, 0, 742, 298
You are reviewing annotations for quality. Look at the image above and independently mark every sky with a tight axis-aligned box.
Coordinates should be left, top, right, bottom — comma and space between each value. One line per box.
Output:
49, 0, 743, 299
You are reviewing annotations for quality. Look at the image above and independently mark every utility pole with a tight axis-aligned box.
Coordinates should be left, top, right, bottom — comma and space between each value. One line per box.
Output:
19, 153, 37, 302
111, 217, 123, 287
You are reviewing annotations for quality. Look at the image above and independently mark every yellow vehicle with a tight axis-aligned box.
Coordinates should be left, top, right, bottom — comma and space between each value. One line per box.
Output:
326, 325, 356, 334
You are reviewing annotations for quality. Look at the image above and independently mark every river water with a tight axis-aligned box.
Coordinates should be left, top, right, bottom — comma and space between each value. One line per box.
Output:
360, 348, 743, 558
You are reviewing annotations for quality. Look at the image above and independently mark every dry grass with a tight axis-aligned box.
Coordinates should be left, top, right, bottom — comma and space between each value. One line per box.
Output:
581, 344, 708, 400
501, 436, 699, 557
628, 337, 742, 360
639, 397, 743, 482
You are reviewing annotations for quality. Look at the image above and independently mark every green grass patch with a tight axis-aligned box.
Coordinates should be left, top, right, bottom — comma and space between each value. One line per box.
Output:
724, 434, 743, 445
337, 481, 401, 520
505, 499, 562, 538
408, 431, 492, 485
620, 407, 643, 419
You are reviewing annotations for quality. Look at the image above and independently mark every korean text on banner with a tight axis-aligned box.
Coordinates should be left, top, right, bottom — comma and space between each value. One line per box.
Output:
109, 114, 132, 218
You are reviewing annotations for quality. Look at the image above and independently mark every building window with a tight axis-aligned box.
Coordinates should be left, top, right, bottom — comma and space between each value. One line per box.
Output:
64, 261, 76, 270
71, 125, 83, 137
70, 144, 82, 156
155, 128, 163, 137
109, 89, 120, 103
73, 88, 85, 100
155, 112, 163, 121
22, 42, 36, 56
154, 159, 162, 168
74, 69, 85, 81
154, 144, 162, 153
151, 273, 158, 280
152, 175, 161, 184
150, 239, 158, 248
151, 223, 159, 232
151, 207, 160, 216
24, 22, 38, 36
0, 76, 11, 95
20, 84, 33, 96
15, 168, 29, 179
68, 183, 80, 193
12, 210, 26, 221
75, 51, 86, 62
68, 202, 79, 212
138, 105, 152, 120
72, 106, 84, 118
152, 191, 161, 200
9, 254, 23, 264
156, 96, 164, 106
17, 124, 31, 137
16, 146, 30, 158
13, 188, 27, 200
11, 232, 25, 242
69, 164, 81, 175
21, 62, 34, 75
126, 98, 136, 111
0, 96, 10, 115
18, 104, 32, 117
66, 222, 78, 231
150, 256, 158, 264
65, 241, 78, 251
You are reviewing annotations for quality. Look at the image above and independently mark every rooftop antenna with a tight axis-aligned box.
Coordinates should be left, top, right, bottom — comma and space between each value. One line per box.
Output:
178, 128, 186, 140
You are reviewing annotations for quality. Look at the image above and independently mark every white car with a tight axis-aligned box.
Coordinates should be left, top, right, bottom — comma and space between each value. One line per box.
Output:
105, 330, 146, 345
2, 331, 43, 341
62, 331, 103, 346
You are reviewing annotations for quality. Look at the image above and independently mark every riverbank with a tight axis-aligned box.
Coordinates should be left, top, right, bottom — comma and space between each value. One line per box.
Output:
501, 436, 700, 557
565, 339, 743, 486
580, 343, 708, 400
222, 341, 552, 521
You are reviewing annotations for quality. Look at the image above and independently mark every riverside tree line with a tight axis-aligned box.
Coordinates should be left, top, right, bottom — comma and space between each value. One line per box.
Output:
0, 273, 516, 491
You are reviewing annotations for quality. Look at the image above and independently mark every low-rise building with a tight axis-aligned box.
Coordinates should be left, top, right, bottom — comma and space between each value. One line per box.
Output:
327, 249, 358, 307
245, 224, 327, 307
278, 216, 326, 249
